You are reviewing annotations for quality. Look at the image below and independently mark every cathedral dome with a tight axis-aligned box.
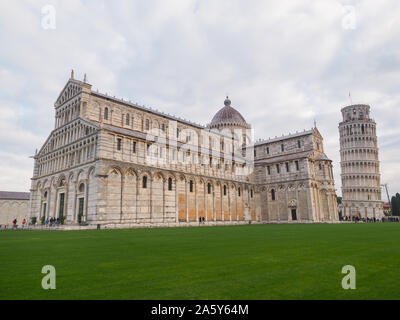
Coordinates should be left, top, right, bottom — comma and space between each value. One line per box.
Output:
209, 97, 250, 129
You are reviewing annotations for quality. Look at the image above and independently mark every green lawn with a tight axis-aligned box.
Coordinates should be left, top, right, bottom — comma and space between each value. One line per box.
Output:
0, 223, 399, 300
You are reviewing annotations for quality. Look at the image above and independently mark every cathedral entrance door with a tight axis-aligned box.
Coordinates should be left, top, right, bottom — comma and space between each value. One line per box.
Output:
291, 209, 297, 221
78, 197, 84, 221
42, 203, 47, 218
58, 193, 65, 218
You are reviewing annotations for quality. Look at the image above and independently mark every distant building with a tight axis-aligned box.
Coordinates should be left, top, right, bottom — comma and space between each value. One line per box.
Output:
383, 202, 391, 215
0, 191, 30, 226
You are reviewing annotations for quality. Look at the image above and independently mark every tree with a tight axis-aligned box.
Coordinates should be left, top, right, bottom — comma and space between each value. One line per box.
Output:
391, 193, 400, 216
337, 196, 342, 204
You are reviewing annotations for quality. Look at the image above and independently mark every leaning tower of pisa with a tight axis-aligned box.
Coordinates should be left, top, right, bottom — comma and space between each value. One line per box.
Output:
339, 104, 384, 219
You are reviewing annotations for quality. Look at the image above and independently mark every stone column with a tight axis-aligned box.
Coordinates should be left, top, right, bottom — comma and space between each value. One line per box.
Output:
85, 179, 89, 222
135, 173, 139, 223
185, 178, 188, 222
175, 177, 178, 223
162, 177, 166, 223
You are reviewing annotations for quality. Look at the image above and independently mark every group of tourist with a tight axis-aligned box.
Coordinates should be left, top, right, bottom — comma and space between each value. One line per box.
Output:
340, 215, 399, 223
0, 218, 28, 230
14, 218, 28, 228
1, 215, 398, 230
45, 217, 62, 227
0, 216, 63, 230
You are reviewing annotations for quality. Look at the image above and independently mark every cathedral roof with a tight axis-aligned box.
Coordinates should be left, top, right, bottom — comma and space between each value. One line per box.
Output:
91, 91, 205, 129
0, 191, 30, 200
316, 153, 331, 161
254, 128, 321, 146
254, 150, 314, 165
209, 97, 250, 129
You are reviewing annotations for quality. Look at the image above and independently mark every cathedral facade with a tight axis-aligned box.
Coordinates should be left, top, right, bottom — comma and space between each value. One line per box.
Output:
29, 73, 338, 227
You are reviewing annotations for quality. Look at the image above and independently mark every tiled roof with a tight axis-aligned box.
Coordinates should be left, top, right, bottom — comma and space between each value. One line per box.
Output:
102, 124, 155, 141
255, 129, 314, 146
316, 153, 331, 161
92, 91, 205, 129
0, 191, 30, 200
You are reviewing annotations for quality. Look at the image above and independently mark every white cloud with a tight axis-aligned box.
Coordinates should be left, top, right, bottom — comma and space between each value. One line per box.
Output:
0, 0, 399, 197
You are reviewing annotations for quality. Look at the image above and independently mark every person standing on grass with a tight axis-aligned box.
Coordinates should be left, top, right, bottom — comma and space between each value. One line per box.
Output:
13, 218, 17, 229
22, 218, 26, 229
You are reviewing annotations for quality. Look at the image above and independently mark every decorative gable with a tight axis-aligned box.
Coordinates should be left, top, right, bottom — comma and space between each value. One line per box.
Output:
36, 118, 100, 157
312, 127, 323, 140
55, 79, 83, 107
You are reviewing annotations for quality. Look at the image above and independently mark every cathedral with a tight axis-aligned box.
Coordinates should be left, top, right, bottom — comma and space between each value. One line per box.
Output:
29, 72, 338, 227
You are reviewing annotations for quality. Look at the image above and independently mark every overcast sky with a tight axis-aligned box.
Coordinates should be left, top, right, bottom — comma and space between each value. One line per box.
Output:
0, 0, 399, 199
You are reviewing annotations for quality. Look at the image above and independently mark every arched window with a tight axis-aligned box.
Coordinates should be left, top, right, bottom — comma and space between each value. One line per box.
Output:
145, 119, 150, 130
79, 183, 85, 193
168, 177, 173, 191
189, 180, 194, 193
104, 107, 109, 120
142, 176, 147, 189
126, 114, 130, 125
238, 187, 241, 197
207, 183, 211, 194
271, 189, 276, 201
250, 189, 253, 198
223, 185, 227, 196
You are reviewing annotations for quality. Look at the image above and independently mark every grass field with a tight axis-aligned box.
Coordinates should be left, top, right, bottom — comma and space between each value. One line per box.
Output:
0, 223, 399, 300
